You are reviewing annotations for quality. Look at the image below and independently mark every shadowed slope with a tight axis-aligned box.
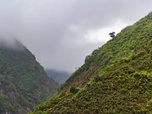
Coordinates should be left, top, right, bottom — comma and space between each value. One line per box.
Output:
0, 39, 58, 114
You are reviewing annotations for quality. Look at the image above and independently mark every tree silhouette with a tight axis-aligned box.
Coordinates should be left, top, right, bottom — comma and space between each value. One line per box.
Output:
109, 32, 115, 38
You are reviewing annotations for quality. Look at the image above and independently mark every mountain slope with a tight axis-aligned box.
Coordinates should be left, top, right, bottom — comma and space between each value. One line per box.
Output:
32, 12, 152, 113
0, 39, 58, 114
45, 69, 70, 84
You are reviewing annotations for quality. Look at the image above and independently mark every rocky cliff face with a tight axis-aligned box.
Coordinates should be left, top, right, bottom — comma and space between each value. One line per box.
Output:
0, 39, 58, 114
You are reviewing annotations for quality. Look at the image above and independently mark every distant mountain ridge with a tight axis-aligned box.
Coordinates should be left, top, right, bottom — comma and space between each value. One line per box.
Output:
32, 12, 152, 113
45, 69, 70, 84
0, 39, 58, 114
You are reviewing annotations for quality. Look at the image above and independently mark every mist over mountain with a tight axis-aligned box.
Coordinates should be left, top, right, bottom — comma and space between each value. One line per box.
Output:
45, 69, 71, 84
0, 0, 152, 73
0, 38, 58, 114
0, 37, 25, 50
32, 12, 152, 113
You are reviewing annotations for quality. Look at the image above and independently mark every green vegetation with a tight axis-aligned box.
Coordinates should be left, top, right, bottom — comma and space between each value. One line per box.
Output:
0, 40, 58, 114
32, 12, 152, 113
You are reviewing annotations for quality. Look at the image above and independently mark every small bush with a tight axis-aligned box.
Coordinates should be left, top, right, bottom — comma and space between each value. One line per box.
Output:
70, 86, 80, 94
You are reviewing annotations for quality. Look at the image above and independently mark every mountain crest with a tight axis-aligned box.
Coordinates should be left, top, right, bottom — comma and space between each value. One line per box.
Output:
0, 38, 58, 114
0, 37, 25, 51
31, 12, 152, 113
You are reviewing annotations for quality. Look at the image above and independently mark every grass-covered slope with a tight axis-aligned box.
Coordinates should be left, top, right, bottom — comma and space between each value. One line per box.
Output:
32, 12, 152, 113
0, 40, 58, 114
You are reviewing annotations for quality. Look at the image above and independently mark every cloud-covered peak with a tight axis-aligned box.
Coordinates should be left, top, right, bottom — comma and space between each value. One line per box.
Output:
0, 36, 25, 51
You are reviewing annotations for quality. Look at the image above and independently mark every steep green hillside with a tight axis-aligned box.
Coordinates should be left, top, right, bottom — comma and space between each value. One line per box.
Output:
0, 39, 58, 114
32, 12, 152, 113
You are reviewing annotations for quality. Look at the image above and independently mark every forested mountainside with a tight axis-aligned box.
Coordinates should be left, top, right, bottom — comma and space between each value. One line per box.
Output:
45, 69, 70, 84
0, 39, 58, 114
32, 12, 152, 113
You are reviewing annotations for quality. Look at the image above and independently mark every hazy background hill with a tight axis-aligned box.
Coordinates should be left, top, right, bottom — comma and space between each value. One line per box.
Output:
0, 39, 58, 114
45, 69, 71, 84
32, 12, 152, 114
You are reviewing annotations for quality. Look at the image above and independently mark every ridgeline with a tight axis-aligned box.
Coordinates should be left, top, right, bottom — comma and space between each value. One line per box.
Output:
32, 12, 152, 113
0, 39, 58, 114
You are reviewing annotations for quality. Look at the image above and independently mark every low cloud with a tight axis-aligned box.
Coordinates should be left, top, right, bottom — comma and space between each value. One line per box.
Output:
0, 36, 25, 51
0, 0, 152, 72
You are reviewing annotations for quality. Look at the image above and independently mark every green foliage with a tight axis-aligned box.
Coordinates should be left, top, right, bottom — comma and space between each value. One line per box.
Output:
69, 86, 80, 94
32, 12, 152, 113
0, 42, 58, 114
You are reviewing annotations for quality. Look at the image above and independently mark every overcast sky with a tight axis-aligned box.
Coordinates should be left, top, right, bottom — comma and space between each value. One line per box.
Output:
0, 0, 152, 73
